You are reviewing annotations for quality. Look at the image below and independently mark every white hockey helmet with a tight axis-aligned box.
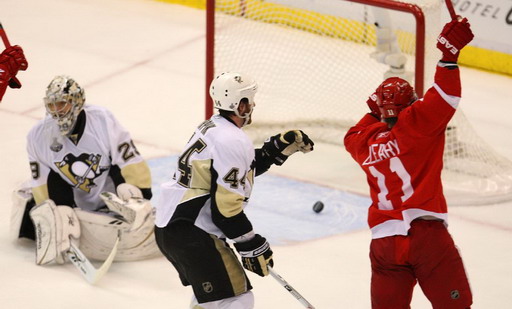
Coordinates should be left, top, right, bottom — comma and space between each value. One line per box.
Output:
209, 72, 258, 119
44, 75, 85, 136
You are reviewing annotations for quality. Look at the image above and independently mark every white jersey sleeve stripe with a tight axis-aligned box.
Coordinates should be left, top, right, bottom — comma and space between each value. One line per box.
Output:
433, 83, 460, 109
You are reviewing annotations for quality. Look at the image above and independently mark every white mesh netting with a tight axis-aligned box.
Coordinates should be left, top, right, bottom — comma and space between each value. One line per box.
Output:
211, 0, 512, 205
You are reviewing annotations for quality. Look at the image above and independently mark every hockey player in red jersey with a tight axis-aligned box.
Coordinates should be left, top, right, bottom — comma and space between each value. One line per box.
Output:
344, 17, 474, 308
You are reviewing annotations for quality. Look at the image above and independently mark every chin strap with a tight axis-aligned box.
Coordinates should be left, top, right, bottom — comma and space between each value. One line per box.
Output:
234, 102, 254, 127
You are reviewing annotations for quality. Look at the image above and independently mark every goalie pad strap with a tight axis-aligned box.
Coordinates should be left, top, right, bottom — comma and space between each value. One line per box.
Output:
29, 200, 80, 265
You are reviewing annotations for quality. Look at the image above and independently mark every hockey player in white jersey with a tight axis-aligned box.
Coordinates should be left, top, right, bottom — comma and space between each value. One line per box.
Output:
155, 72, 315, 308
11, 75, 160, 266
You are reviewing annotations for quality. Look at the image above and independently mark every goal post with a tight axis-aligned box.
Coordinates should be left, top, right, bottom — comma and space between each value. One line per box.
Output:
205, 0, 512, 205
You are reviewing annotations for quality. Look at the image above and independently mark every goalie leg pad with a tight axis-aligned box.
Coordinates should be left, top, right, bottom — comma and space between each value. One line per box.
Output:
75, 208, 161, 261
29, 200, 80, 265
11, 186, 35, 241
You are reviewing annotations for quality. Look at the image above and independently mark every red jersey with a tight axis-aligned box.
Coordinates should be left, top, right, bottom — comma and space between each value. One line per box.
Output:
344, 65, 462, 239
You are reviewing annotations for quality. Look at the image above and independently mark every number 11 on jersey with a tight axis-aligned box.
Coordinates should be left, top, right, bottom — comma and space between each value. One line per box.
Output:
369, 157, 414, 210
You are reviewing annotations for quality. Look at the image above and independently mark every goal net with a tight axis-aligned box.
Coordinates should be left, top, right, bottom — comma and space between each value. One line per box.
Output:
206, 0, 512, 205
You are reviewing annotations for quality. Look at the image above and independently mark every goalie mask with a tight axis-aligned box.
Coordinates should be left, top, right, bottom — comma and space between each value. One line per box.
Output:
209, 72, 258, 125
375, 77, 417, 119
44, 75, 85, 136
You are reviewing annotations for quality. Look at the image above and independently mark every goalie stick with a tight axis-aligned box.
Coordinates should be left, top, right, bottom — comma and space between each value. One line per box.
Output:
66, 235, 120, 284
268, 267, 316, 309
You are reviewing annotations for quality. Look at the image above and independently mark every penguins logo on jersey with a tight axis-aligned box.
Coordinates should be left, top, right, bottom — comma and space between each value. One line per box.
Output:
55, 153, 109, 192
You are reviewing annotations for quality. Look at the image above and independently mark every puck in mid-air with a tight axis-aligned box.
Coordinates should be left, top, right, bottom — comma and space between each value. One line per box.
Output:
312, 201, 324, 213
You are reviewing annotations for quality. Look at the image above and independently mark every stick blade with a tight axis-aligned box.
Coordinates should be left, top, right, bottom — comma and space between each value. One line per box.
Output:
66, 237, 120, 284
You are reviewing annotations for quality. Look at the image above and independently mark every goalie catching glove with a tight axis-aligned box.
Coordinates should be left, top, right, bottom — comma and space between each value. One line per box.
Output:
234, 234, 274, 277
261, 130, 314, 166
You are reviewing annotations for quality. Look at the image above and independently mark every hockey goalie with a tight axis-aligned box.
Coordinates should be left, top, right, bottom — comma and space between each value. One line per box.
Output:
10, 75, 161, 268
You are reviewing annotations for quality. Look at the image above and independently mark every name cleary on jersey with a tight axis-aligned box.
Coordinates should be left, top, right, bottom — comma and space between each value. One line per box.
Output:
363, 138, 400, 165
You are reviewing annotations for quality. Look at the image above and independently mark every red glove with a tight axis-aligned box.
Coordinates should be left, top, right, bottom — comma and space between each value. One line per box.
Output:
366, 92, 380, 119
0, 45, 28, 102
437, 18, 474, 63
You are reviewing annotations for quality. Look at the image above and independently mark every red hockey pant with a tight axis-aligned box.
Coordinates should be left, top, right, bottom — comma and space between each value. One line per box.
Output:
370, 219, 472, 309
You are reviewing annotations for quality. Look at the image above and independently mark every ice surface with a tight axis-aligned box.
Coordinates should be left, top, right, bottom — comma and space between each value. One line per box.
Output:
0, 0, 511, 308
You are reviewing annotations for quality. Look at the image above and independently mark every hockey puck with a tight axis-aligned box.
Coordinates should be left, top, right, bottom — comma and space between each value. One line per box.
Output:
312, 201, 324, 213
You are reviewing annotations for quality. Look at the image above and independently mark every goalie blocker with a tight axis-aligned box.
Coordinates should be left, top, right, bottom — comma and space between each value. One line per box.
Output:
11, 186, 161, 264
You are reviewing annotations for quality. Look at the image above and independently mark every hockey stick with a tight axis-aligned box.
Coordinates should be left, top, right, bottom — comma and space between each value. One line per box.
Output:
66, 236, 120, 284
444, 0, 457, 20
268, 267, 316, 309
0, 22, 12, 47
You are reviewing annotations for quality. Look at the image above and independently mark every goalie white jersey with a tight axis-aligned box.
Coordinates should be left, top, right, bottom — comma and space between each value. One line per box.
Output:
27, 105, 151, 212
156, 115, 256, 240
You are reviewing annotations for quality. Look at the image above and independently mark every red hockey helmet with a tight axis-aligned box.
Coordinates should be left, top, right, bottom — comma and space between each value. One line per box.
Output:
375, 77, 417, 119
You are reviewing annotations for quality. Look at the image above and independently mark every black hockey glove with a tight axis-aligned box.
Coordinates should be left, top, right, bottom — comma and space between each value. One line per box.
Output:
261, 130, 314, 166
234, 234, 274, 277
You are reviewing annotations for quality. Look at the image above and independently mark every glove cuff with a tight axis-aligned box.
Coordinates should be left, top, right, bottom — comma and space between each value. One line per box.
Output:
368, 112, 380, 120
234, 234, 268, 256
261, 141, 288, 166
438, 60, 459, 70
440, 54, 458, 63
